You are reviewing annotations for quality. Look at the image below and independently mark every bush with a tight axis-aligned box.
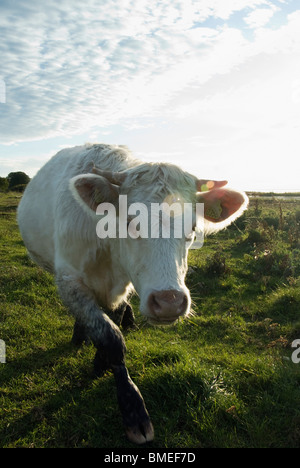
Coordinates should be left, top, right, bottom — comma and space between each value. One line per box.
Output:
205, 250, 229, 276
7, 172, 30, 190
252, 248, 294, 278
263, 216, 279, 230
10, 184, 27, 193
246, 228, 266, 245
0, 177, 9, 192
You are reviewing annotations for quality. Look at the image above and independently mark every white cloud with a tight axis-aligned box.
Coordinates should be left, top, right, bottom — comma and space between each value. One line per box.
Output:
0, 0, 286, 145
208, 0, 273, 20
244, 7, 277, 29
0, 151, 55, 177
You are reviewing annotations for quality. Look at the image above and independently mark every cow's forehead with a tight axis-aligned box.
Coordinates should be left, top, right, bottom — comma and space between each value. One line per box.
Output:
122, 163, 197, 202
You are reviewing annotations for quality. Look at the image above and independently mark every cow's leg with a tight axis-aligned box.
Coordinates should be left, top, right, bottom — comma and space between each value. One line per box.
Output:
71, 320, 91, 346
56, 274, 153, 444
107, 302, 126, 327
121, 303, 136, 330
109, 302, 136, 329
72, 303, 135, 346
113, 364, 154, 444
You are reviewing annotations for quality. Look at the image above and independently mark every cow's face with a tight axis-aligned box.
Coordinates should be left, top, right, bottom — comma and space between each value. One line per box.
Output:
71, 163, 248, 324
120, 236, 191, 324
118, 209, 193, 324
115, 167, 196, 323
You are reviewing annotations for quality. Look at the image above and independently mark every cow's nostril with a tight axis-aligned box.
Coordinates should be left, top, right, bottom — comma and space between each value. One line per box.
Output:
149, 293, 161, 314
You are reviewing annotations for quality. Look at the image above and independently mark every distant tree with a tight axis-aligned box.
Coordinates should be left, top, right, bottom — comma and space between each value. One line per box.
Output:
0, 177, 9, 192
7, 172, 30, 191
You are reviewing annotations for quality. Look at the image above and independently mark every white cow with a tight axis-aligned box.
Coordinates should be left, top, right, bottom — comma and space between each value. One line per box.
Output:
17, 143, 248, 444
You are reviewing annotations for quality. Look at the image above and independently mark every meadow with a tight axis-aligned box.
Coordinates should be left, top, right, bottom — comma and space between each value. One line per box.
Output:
0, 191, 300, 448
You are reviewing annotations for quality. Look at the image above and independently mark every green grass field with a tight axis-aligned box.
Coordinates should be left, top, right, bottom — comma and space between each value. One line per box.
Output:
0, 191, 300, 448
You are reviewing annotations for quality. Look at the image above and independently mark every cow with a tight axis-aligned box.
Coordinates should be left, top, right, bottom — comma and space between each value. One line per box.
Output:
17, 143, 248, 444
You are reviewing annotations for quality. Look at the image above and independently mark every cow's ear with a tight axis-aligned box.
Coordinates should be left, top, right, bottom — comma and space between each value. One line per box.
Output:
197, 188, 248, 233
69, 174, 120, 215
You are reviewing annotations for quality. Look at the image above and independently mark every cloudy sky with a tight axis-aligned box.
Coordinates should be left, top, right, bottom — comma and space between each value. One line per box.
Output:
1, 0, 300, 191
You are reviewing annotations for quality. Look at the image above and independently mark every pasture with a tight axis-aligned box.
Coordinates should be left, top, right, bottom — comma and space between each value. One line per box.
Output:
0, 191, 300, 448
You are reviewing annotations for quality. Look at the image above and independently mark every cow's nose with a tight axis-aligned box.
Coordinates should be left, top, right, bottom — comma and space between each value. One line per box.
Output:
148, 290, 188, 322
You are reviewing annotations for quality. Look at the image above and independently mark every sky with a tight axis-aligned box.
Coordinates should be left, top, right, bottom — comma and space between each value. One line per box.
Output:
0, 0, 300, 192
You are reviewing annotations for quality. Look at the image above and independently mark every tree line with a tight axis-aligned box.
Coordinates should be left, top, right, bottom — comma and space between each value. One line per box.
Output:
0, 172, 30, 192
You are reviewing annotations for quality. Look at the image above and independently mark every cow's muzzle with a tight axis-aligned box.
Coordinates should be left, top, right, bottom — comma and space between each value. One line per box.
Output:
147, 289, 189, 324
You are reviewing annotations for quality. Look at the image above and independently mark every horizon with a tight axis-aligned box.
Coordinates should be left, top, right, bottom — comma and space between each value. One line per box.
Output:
1, 0, 300, 193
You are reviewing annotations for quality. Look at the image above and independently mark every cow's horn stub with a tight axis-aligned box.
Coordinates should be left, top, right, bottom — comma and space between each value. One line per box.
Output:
92, 164, 127, 186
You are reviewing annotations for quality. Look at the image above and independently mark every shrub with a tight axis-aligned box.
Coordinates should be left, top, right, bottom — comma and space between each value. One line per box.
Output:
205, 250, 229, 276
10, 184, 27, 193
253, 248, 294, 278
0, 177, 8, 192
7, 172, 30, 191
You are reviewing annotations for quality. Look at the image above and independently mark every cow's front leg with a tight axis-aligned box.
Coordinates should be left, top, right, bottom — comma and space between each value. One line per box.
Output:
71, 320, 91, 346
72, 302, 135, 347
113, 364, 154, 444
56, 274, 153, 444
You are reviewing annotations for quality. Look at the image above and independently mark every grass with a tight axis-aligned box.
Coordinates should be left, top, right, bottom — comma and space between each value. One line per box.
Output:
0, 191, 300, 448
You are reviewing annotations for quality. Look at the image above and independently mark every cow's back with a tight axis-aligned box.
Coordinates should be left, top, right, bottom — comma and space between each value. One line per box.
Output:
17, 149, 63, 272
17, 144, 137, 273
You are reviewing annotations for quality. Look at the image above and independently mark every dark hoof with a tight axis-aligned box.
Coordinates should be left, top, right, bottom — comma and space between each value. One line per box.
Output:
126, 420, 154, 444
121, 304, 136, 330
113, 364, 154, 444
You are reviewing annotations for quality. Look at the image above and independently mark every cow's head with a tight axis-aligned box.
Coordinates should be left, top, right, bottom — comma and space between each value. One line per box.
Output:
70, 162, 248, 324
